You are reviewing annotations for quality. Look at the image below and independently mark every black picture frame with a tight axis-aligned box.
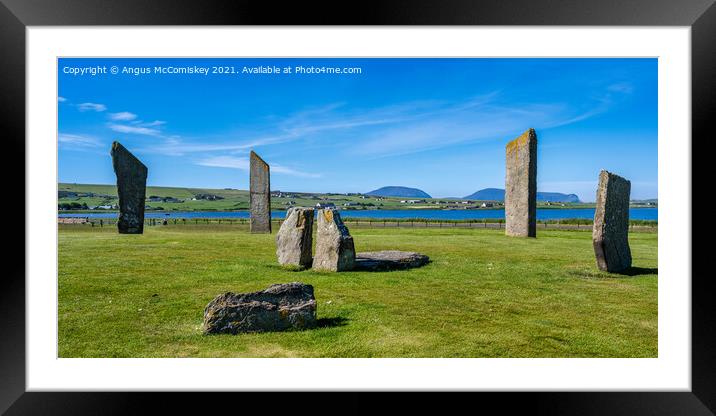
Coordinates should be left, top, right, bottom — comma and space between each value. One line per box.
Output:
2, 0, 712, 413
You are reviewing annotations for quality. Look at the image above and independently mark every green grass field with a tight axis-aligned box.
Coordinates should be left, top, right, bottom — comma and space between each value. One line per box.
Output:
58, 225, 657, 358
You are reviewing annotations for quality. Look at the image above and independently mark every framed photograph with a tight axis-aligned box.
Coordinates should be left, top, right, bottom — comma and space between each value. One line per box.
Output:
4, 0, 712, 413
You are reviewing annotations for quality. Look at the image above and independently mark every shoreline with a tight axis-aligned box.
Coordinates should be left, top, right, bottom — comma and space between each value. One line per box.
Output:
57, 205, 659, 215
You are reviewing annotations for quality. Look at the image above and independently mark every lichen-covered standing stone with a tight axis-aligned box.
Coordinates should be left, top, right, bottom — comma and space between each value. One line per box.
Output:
203, 282, 317, 334
111, 141, 147, 234
313, 208, 355, 272
592, 170, 632, 273
276, 207, 314, 268
250, 150, 271, 233
505, 128, 537, 237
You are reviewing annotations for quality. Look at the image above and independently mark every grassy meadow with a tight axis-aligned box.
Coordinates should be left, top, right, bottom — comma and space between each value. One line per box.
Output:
58, 224, 657, 358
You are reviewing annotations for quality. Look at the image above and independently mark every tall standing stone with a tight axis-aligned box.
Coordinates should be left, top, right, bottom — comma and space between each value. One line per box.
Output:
250, 150, 271, 233
111, 141, 147, 234
313, 208, 355, 272
276, 207, 314, 268
505, 128, 537, 237
592, 170, 632, 273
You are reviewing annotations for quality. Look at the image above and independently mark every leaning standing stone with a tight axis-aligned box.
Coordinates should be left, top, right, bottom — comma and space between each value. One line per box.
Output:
313, 208, 355, 272
250, 150, 271, 233
505, 128, 537, 237
276, 207, 314, 268
592, 170, 632, 273
111, 141, 147, 234
203, 282, 317, 334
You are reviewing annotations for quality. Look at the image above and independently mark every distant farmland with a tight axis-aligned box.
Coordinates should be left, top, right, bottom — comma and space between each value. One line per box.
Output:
57, 183, 601, 213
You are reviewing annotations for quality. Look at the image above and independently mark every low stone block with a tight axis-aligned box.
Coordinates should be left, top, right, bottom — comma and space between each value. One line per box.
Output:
354, 250, 429, 271
203, 282, 317, 334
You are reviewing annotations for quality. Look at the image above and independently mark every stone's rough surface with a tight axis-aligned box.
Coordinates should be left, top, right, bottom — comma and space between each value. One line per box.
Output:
110, 141, 148, 234
354, 251, 429, 271
593, 170, 632, 273
276, 207, 315, 268
505, 128, 537, 237
250, 150, 271, 233
203, 282, 317, 334
313, 208, 356, 272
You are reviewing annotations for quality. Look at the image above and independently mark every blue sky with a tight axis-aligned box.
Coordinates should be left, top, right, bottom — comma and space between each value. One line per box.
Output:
58, 58, 657, 201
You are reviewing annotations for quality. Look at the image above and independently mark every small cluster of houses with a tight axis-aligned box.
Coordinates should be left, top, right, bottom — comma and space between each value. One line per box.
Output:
271, 191, 296, 199
147, 196, 183, 203
315, 201, 377, 209
192, 193, 224, 201
147, 193, 228, 203
397, 199, 501, 209
58, 190, 113, 199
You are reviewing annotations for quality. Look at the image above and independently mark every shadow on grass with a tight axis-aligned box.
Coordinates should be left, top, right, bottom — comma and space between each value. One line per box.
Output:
352, 259, 432, 273
569, 265, 657, 279
268, 261, 432, 274
315, 316, 349, 328
618, 267, 658, 276
267, 264, 309, 272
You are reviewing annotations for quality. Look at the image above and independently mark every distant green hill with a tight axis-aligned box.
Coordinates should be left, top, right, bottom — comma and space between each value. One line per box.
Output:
462, 188, 504, 200
366, 186, 432, 198
463, 188, 581, 203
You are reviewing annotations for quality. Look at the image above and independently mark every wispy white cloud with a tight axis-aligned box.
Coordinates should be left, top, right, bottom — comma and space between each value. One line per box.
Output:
137, 120, 166, 127
350, 101, 596, 158
341, 86, 635, 158
197, 155, 321, 178
137, 94, 501, 158
607, 82, 634, 94
132, 85, 630, 165
197, 155, 249, 170
272, 165, 322, 178
77, 102, 107, 112
108, 111, 138, 121
58, 96, 67, 102
276, 96, 495, 137
142, 133, 295, 157
58, 133, 102, 148
108, 123, 161, 136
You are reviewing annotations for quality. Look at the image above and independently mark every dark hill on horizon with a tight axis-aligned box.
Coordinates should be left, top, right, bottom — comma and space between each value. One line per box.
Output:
464, 188, 581, 203
366, 186, 432, 199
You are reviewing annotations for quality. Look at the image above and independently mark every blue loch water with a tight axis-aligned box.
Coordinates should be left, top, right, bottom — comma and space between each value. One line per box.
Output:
59, 207, 658, 221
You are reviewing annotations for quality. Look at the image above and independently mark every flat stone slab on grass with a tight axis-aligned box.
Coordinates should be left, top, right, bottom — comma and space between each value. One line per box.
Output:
203, 282, 317, 334
354, 250, 429, 271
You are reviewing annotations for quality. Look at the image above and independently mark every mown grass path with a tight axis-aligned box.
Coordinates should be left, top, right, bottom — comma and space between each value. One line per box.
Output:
58, 225, 657, 357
